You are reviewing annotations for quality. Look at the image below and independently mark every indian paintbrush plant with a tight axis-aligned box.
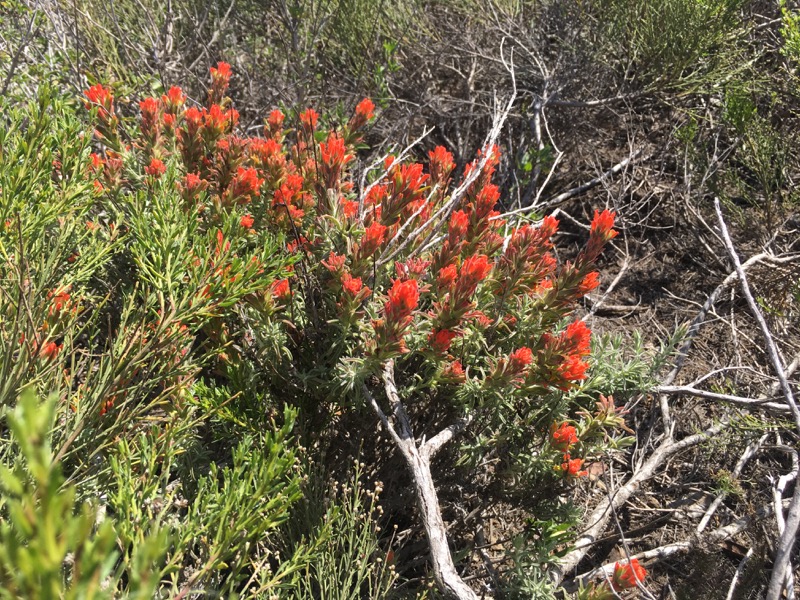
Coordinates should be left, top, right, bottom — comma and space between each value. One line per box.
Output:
0, 62, 644, 598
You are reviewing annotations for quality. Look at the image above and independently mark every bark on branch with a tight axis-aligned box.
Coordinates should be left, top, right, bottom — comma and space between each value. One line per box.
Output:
364, 360, 479, 600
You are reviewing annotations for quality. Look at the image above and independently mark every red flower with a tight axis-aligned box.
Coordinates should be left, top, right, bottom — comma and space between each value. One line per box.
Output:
40, 341, 61, 361
437, 264, 458, 291
184, 106, 203, 130
300, 108, 319, 131
210, 61, 232, 80
227, 167, 263, 203
395, 258, 432, 279
355, 98, 375, 121
348, 98, 375, 132
89, 153, 104, 172
540, 214, 559, 238
430, 329, 457, 354
474, 184, 501, 219
139, 97, 160, 141
366, 184, 388, 207
551, 422, 578, 452
320, 133, 352, 182
428, 146, 455, 184
448, 210, 469, 244
508, 347, 533, 373
267, 109, 285, 131
563, 320, 591, 356
578, 271, 600, 295
83, 84, 113, 111
612, 559, 647, 590
560, 454, 588, 478
162, 86, 186, 110
48, 289, 71, 315
181, 173, 208, 203
209, 62, 232, 103
240, 214, 254, 229
590, 209, 618, 240
139, 96, 159, 116
339, 199, 358, 219
456, 254, 492, 298
559, 355, 589, 382
322, 251, 347, 274
145, 158, 166, 178
441, 360, 466, 383
342, 273, 368, 298
271, 279, 291, 302
359, 222, 388, 258
204, 104, 239, 133
385, 278, 419, 323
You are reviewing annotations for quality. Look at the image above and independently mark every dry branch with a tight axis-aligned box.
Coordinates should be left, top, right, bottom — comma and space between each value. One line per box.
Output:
364, 361, 479, 600
714, 197, 800, 600
552, 419, 730, 584
574, 499, 791, 586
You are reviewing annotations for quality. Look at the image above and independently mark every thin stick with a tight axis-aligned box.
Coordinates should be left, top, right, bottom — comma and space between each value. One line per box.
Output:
696, 435, 766, 533
714, 197, 800, 600
575, 499, 789, 586
655, 385, 790, 415
495, 148, 644, 220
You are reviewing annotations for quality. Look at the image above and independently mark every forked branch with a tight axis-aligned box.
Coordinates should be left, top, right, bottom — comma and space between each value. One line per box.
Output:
364, 360, 479, 600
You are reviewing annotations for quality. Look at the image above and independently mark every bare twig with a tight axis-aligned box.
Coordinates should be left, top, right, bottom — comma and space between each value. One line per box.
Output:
725, 547, 754, 600
553, 419, 730, 583
1, 8, 39, 97
495, 148, 644, 220
714, 197, 800, 600
574, 499, 790, 586
658, 251, 798, 436
655, 385, 791, 415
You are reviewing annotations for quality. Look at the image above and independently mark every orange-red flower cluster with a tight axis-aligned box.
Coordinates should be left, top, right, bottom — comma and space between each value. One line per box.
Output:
145, 158, 166, 178
346, 98, 375, 138
612, 558, 647, 590
374, 278, 420, 357
551, 422, 578, 452
494, 216, 558, 297
271, 279, 291, 303
559, 455, 588, 478
429, 328, 457, 354
385, 279, 419, 323
40, 341, 61, 361
240, 214, 254, 229
209, 61, 232, 105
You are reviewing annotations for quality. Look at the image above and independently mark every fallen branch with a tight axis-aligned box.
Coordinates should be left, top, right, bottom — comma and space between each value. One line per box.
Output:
658, 251, 798, 435
573, 498, 790, 586
656, 385, 791, 415
495, 148, 644, 220
714, 197, 800, 600
551, 419, 730, 584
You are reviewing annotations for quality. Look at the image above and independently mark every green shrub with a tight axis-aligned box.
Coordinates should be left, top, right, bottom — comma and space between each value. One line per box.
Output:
0, 61, 646, 599
592, 0, 748, 91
